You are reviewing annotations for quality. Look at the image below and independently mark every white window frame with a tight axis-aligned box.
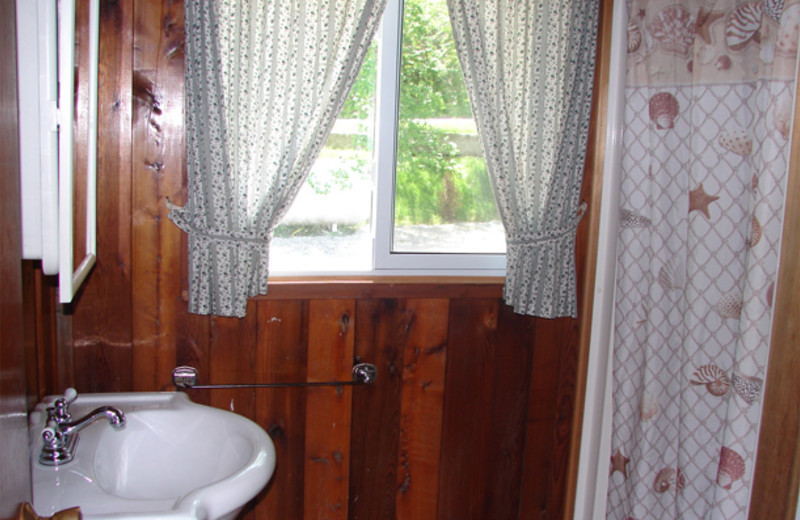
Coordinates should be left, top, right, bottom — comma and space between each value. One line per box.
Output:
272, 0, 506, 278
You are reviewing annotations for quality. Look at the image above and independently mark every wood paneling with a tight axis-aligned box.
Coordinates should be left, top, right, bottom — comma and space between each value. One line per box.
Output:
130, 0, 184, 392
349, 299, 407, 520
255, 300, 308, 520
0, 1, 32, 514
72, 0, 134, 393
158, 294, 541, 520
304, 300, 355, 520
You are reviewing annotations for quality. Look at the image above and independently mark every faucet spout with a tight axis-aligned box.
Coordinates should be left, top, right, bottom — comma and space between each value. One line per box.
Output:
39, 405, 126, 466
60, 406, 126, 436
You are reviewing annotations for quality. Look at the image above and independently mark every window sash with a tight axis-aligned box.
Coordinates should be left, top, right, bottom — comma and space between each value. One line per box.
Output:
271, 0, 506, 278
372, 0, 504, 275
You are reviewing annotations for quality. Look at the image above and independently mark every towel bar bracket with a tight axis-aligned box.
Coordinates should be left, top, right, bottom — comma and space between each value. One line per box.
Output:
172, 363, 377, 390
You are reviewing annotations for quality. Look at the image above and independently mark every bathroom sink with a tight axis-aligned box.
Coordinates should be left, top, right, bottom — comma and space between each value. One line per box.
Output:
29, 391, 276, 520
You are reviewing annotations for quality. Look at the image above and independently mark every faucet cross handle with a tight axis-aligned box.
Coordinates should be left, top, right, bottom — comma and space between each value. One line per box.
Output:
39, 406, 125, 466
48, 387, 78, 424
40, 420, 77, 465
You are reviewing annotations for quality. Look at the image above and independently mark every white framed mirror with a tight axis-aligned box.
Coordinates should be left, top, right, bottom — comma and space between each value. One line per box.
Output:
16, 0, 99, 304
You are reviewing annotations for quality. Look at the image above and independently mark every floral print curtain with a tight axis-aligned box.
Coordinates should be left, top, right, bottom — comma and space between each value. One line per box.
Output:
446, 0, 600, 318
607, 0, 799, 518
169, 0, 386, 317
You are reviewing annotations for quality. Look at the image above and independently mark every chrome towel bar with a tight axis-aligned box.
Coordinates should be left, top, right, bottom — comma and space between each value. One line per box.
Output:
172, 363, 377, 390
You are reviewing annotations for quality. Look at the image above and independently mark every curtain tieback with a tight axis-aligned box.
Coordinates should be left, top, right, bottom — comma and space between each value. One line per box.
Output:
167, 204, 271, 245
189, 231, 271, 245
506, 202, 587, 246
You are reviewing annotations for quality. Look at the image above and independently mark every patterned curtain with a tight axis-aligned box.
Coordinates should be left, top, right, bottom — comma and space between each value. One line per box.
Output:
607, 0, 798, 518
446, 0, 600, 318
169, 0, 387, 317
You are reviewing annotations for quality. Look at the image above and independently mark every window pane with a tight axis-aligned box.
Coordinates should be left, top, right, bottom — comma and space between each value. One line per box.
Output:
269, 43, 378, 273
392, 0, 504, 254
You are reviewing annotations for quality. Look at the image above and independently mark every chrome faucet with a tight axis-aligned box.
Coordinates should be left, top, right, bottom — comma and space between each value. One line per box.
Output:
39, 389, 126, 466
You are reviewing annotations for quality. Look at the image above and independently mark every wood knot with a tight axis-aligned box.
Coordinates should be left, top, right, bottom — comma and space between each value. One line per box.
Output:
338, 313, 350, 335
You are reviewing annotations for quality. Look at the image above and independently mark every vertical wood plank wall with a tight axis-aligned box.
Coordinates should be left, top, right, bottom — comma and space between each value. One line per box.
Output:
1, 3, 33, 515
27, 1, 589, 519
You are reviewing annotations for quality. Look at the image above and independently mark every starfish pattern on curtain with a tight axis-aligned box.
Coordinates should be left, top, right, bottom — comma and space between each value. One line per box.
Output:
607, 0, 799, 518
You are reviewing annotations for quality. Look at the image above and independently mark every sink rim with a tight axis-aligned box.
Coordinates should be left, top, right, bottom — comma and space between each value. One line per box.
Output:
29, 391, 276, 520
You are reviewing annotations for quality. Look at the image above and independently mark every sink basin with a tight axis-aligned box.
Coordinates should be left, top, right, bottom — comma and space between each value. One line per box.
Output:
29, 392, 276, 520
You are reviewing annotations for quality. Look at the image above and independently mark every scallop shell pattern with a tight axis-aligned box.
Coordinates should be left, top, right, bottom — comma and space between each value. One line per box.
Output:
628, 23, 642, 53
653, 467, 679, 493
620, 208, 652, 228
675, 468, 686, 492
749, 215, 762, 248
690, 364, 731, 397
658, 258, 685, 290
765, 0, 785, 22
719, 128, 753, 155
732, 372, 763, 404
649, 92, 680, 129
717, 446, 745, 489
640, 391, 659, 421
715, 291, 743, 319
777, 3, 800, 55
649, 5, 696, 56
726, 3, 763, 50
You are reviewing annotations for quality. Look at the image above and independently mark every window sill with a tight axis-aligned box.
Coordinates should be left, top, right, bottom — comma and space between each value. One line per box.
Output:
260, 275, 505, 300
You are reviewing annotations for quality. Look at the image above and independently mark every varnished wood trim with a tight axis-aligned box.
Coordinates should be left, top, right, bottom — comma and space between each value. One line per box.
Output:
748, 47, 800, 520
564, 0, 615, 518
258, 277, 505, 300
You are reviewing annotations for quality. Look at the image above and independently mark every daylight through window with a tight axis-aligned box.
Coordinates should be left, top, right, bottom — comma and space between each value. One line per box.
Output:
269, 0, 506, 275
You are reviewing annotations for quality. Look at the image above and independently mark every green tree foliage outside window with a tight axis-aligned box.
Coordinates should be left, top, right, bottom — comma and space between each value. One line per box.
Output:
337, 0, 497, 226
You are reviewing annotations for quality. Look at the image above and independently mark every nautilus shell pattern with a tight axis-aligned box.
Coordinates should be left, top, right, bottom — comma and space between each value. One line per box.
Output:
725, 3, 763, 50
607, 0, 794, 516
690, 364, 732, 397
653, 467, 685, 493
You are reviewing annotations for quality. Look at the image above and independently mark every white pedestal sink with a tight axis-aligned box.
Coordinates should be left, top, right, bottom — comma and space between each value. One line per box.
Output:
29, 391, 276, 520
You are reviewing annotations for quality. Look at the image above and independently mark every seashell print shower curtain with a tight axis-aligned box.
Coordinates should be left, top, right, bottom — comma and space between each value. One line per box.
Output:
607, 0, 800, 518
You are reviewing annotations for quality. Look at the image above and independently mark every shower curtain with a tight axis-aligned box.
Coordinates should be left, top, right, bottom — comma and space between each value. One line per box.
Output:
607, 1, 799, 518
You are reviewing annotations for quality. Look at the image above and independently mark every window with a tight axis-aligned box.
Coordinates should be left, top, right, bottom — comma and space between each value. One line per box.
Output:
269, 0, 505, 276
